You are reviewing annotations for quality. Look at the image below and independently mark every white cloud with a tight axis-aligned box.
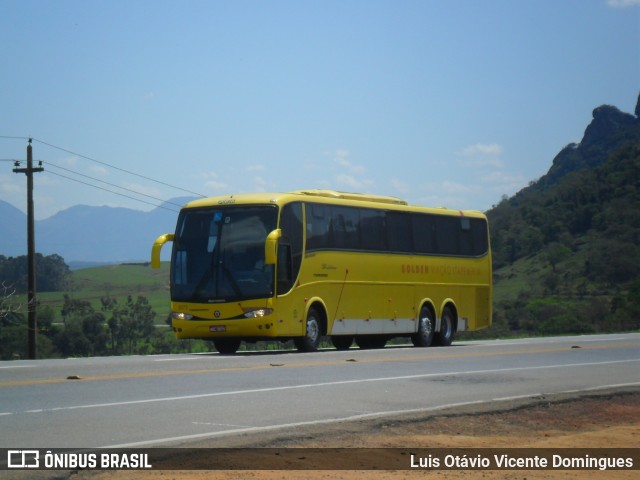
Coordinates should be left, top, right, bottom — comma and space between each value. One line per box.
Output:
607, 0, 640, 8
329, 149, 366, 174
480, 171, 519, 183
62, 155, 79, 167
202, 172, 229, 193
253, 175, 277, 192
390, 178, 411, 196
480, 171, 526, 192
90, 165, 109, 177
246, 164, 265, 173
458, 143, 505, 168
414, 180, 472, 208
0, 174, 22, 195
460, 143, 504, 156
205, 179, 229, 191
124, 183, 163, 200
335, 173, 373, 191
441, 180, 473, 194
333, 149, 350, 162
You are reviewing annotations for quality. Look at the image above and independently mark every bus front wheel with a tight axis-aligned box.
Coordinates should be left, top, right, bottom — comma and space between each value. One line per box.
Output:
295, 307, 322, 352
213, 338, 241, 354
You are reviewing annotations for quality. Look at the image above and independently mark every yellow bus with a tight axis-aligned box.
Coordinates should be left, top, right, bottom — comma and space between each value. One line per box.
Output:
151, 190, 492, 354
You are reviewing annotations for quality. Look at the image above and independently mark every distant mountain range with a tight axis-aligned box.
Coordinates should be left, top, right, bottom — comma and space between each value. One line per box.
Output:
0, 197, 196, 266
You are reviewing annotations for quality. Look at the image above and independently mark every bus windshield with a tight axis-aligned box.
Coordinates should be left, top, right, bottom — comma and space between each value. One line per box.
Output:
171, 205, 278, 303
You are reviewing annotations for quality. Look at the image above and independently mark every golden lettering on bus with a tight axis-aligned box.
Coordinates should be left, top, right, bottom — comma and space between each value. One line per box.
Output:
401, 264, 481, 276
401, 264, 430, 274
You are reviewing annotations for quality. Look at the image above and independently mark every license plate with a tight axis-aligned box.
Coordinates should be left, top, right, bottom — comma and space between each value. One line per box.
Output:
209, 325, 226, 332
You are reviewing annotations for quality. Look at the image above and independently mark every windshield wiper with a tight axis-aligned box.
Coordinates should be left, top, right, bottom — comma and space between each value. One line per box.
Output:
221, 262, 243, 297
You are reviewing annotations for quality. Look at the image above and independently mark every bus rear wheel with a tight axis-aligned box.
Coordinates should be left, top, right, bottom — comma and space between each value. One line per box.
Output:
433, 306, 455, 346
355, 335, 387, 349
331, 336, 353, 350
213, 338, 241, 354
295, 307, 322, 352
412, 305, 434, 347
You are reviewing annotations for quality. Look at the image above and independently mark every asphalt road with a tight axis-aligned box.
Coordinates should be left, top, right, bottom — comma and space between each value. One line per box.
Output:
1, 333, 639, 448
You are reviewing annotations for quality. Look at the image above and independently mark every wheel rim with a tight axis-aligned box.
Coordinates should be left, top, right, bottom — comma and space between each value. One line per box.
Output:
442, 312, 452, 338
307, 316, 319, 343
419, 315, 433, 339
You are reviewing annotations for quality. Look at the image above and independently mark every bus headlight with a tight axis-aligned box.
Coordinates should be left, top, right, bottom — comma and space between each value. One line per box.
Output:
172, 312, 193, 320
243, 308, 273, 318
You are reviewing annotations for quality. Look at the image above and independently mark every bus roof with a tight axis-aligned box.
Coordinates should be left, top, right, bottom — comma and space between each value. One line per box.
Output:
183, 190, 486, 218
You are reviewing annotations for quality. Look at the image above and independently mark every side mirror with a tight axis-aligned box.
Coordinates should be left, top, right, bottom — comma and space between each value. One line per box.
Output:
151, 234, 174, 268
264, 229, 282, 265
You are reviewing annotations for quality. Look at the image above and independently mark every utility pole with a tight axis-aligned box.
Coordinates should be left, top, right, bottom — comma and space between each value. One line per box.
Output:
13, 139, 44, 359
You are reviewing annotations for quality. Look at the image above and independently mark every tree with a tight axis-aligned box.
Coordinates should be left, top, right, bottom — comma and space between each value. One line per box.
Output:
54, 295, 109, 357
0, 281, 25, 360
107, 295, 156, 355
545, 242, 571, 273
0, 281, 21, 322
0, 254, 70, 293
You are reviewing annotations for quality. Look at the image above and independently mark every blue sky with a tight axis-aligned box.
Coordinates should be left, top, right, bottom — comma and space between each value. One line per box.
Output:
1, 0, 638, 219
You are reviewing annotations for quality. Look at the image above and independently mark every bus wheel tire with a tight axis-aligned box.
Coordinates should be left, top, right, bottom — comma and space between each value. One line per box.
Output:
213, 339, 241, 354
331, 336, 353, 350
355, 336, 387, 349
433, 306, 455, 346
412, 306, 435, 347
295, 307, 321, 352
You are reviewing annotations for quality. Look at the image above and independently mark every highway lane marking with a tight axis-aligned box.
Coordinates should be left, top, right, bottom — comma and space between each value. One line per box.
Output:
1, 359, 639, 417
1, 341, 638, 388
106, 381, 640, 448
153, 357, 204, 362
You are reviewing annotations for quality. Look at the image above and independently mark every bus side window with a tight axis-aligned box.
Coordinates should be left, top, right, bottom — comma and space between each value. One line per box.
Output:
307, 203, 330, 250
360, 208, 386, 251
278, 202, 303, 294
435, 216, 460, 255
460, 217, 473, 256
412, 214, 436, 254
331, 206, 359, 249
386, 211, 412, 253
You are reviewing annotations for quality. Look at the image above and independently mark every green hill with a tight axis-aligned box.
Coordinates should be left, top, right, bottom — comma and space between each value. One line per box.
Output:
40, 262, 172, 322
475, 94, 640, 338
2, 262, 186, 359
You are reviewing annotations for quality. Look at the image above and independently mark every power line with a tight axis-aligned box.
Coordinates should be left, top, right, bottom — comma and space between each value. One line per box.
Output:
45, 160, 186, 209
46, 170, 181, 213
31, 138, 206, 198
0, 135, 30, 140
3, 135, 203, 211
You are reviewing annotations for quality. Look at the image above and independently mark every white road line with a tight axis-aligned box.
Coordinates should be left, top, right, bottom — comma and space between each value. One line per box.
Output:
107, 382, 640, 449
153, 357, 204, 362
2, 358, 638, 418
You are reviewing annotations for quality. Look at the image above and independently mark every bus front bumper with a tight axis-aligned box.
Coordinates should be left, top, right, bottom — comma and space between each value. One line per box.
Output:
171, 317, 280, 340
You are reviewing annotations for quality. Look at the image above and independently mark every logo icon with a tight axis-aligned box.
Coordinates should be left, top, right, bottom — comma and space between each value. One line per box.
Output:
7, 450, 39, 469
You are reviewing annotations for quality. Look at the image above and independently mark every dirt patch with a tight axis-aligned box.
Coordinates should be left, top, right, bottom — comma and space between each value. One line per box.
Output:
11, 388, 640, 480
